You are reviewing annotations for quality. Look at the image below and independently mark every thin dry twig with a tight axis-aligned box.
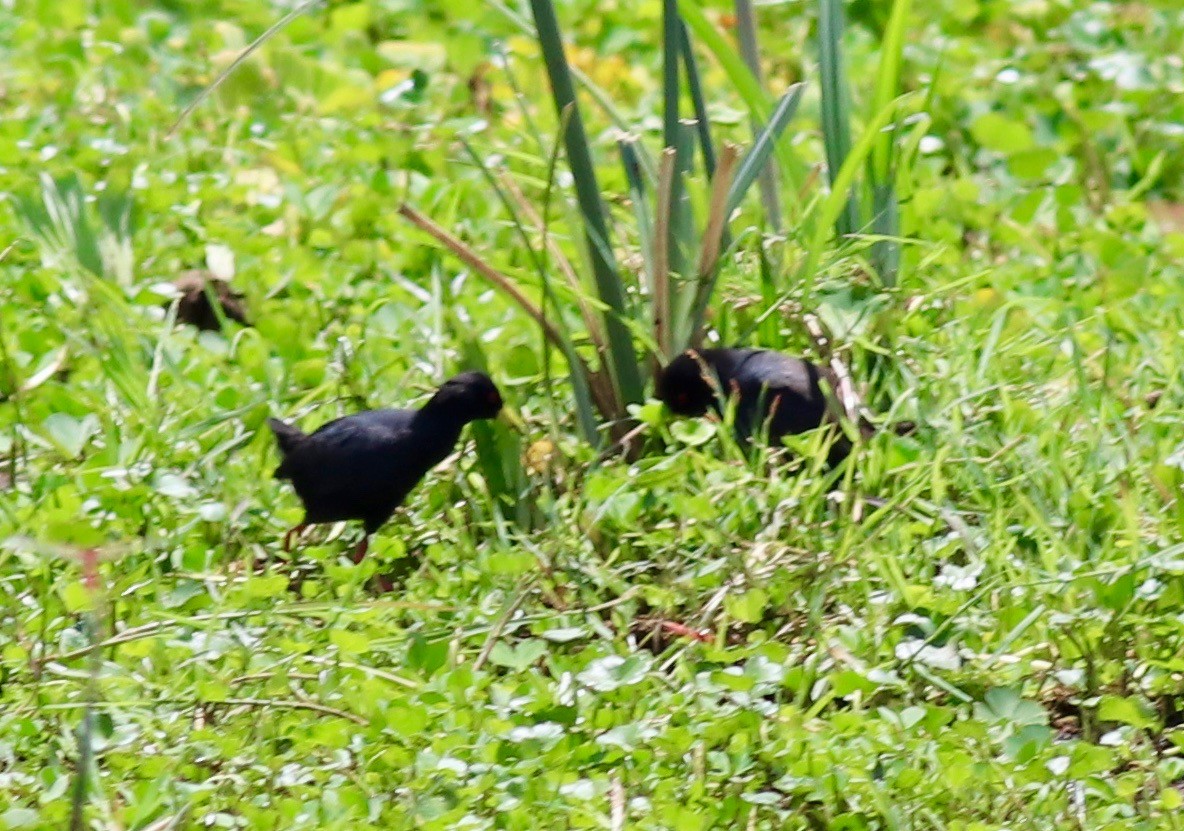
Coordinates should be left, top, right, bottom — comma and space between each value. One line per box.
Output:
33, 602, 443, 671
35, 611, 266, 667
140, 805, 192, 831
801, 312, 863, 424
398, 203, 615, 418
497, 170, 605, 357
229, 671, 319, 686
214, 697, 367, 725
301, 654, 419, 689
473, 577, 534, 672
652, 148, 677, 358
69, 550, 103, 831
594, 420, 649, 462
609, 774, 626, 831
696, 143, 741, 279
399, 204, 566, 347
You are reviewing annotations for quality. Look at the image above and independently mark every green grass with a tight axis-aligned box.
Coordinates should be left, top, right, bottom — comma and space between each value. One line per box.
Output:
3, 0, 1184, 829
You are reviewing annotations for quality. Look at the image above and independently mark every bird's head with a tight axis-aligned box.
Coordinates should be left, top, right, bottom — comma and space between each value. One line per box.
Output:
655, 351, 717, 417
431, 371, 504, 421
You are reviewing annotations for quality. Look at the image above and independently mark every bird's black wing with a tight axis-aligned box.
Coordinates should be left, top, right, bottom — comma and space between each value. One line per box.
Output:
308, 407, 416, 438
285, 415, 433, 525
733, 352, 831, 439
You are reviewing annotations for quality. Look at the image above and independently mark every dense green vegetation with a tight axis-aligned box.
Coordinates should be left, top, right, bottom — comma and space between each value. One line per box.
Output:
3, 0, 1184, 828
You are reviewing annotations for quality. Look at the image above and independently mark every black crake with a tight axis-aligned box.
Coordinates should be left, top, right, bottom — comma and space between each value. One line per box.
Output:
656, 348, 860, 465
269, 371, 503, 557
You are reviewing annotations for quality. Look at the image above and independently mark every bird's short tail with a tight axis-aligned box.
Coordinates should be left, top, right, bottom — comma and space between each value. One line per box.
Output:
267, 417, 305, 479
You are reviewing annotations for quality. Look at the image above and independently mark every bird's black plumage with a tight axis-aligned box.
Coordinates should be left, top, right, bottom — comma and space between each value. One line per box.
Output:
268, 371, 503, 556
656, 348, 855, 463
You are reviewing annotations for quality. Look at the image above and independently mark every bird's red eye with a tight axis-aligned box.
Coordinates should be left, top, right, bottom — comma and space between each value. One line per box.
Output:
677, 392, 689, 405
488, 391, 500, 404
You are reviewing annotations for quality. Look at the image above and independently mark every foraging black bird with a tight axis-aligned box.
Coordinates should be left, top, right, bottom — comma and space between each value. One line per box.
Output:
656, 348, 859, 464
268, 371, 503, 561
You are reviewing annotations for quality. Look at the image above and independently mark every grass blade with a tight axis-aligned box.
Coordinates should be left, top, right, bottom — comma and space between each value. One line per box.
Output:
16, 174, 103, 277
733, 0, 781, 230
679, 20, 732, 258
496, 169, 606, 360
871, 183, 901, 284
756, 239, 781, 346
653, 148, 677, 359
678, 0, 768, 118
744, 92, 912, 338
663, 0, 683, 150
870, 0, 912, 184
456, 134, 607, 365
457, 136, 613, 436
689, 142, 742, 344
869, 0, 913, 285
540, 104, 604, 442
669, 119, 697, 310
801, 93, 911, 295
528, 0, 646, 406
620, 138, 656, 284
679, 21, 717, 179
818, 0, 860, 237
726, 83, 804, 216
167, 0, 324, 137
677, 0, 802, 190
495, 40, 547, 157
485, 0, 658, 184
661, 0, 694, 318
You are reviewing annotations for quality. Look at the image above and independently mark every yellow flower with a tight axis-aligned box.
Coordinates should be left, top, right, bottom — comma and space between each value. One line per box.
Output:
524, 439, 558, 475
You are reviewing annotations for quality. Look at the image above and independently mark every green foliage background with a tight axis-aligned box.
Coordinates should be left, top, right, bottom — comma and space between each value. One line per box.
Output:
2, 0, 1184, 828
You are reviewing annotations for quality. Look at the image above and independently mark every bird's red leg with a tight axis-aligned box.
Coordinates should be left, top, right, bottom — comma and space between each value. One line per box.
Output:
373, 573, 396, 594
656, 620, 713, 643
283, 523, 308, 552
350, 535, 370, 564
352, 536, 394, 593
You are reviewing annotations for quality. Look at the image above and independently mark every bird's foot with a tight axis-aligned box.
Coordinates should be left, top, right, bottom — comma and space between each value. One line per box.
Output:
283, 523, 309, 552
356, 538, 419, 595
350, 536, 370, 564
371, 573, 396, 594
356, 537, 398, 594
